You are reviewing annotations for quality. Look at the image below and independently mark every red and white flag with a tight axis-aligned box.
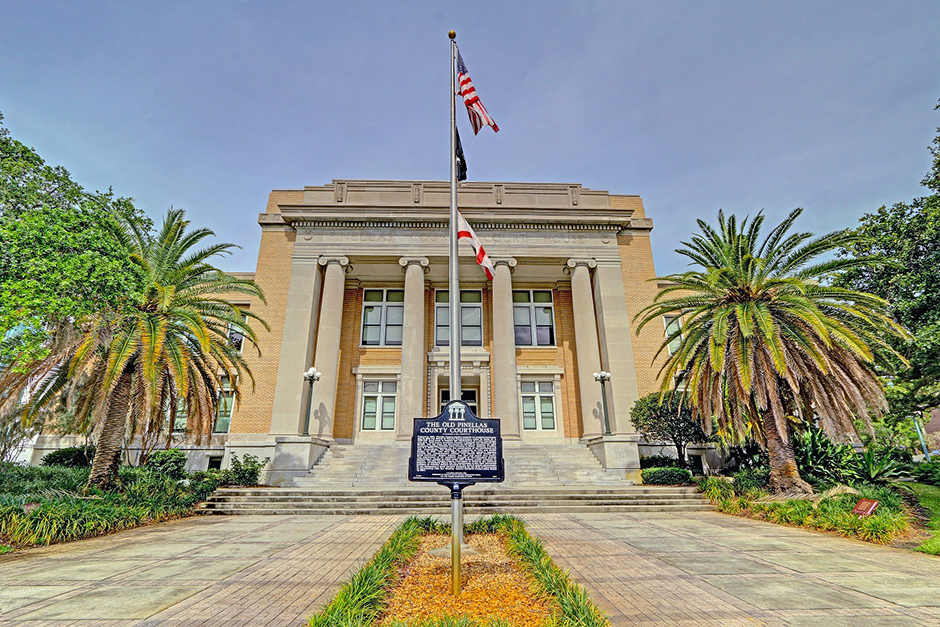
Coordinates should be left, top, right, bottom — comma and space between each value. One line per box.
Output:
457, 51, 499, 135
457, 211, 495, 280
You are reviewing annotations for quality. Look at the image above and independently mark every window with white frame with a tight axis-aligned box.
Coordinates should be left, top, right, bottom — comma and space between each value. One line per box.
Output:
214, 377, 234, 434
361, 289, 404, 346
172, 401, 187, 433
228, 312, 248, 353
513, 290, 555, 346
361, 381, 397, 430
521, 381, 556, 430
663, 315, 683, 356
435, 290, 483, 347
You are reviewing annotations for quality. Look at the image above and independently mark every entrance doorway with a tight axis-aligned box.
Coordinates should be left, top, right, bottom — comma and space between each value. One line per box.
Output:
440, 388, 479, 416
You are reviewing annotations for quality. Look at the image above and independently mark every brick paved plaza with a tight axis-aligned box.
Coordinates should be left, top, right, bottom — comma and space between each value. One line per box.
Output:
1, 512, 939, 627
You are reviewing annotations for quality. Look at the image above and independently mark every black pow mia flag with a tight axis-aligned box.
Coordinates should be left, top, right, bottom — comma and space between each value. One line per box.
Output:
455, 127, 468, 181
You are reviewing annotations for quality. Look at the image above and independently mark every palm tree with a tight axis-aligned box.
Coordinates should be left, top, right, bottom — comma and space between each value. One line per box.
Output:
636, 209, 907, 493
2, 209, 267, 489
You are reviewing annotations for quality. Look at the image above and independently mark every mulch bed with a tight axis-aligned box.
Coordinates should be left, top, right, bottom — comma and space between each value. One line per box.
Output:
378, 533, 556, 627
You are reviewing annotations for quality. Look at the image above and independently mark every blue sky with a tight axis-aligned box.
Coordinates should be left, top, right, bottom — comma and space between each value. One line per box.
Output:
1, 1, 938, 274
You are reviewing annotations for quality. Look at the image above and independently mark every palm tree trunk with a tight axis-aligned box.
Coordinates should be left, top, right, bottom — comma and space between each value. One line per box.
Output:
86, 367, 132, 491
762, 406, 813, 495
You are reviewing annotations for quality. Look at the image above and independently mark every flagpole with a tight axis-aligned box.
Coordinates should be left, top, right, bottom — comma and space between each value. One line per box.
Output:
448, 32, 461, 404
447, 29, 463, 597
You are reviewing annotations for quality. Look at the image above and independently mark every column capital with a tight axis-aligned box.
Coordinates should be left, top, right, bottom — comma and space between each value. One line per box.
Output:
491, 257, 517, 272
398, 256, 430, 273
318, 256, 350, 271
565, 258, 597, 273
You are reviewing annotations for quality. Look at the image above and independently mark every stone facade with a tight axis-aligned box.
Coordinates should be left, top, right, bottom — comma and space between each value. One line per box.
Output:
208, 180, 667, 484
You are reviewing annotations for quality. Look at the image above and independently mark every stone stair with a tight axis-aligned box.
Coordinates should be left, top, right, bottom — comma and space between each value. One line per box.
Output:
202, 442, 713, 515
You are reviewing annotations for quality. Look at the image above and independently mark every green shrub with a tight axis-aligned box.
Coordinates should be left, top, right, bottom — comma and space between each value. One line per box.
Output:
189, 470, 224, 501
793, 427, 855, 486
640, 454, 680, 469
0, 464, 90, 498
144, 449, 188, 480
222, 453, 269, 486
912, 459, 940, 486
848, 448, 908, 484
40, 445, 95, 468
642, 466, 692, 485
733, 467, 770, 492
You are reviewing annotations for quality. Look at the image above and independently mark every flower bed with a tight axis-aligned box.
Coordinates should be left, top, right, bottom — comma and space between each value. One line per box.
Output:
308, 515, 609, 627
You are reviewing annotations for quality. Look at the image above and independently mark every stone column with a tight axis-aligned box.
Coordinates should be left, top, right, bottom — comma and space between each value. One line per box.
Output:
310, 255, 349, 441
491, 258, 521, 439
397, 256, 429, 440
592, 260, 641, 435
566, 258, 605, 440
268, 255, 323, 436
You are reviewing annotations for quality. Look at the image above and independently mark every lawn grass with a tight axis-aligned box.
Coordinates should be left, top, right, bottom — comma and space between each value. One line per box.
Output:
307, 514, 609, 627
898, 482, 940, 555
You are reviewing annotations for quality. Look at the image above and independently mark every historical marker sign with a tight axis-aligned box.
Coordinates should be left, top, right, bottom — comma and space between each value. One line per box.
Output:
852, 498, 879, 517
408, 401, 504, 483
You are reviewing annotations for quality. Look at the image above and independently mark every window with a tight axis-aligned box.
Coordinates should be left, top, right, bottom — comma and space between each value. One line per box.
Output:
172, 401, 187, 433
521, 381, 555, 430
440, 389, 479, 415
435, 290, 483, 347
362, 381, 397, 430
513, 290, 555, 346
214, 377, 234, 434
228, 313, 248, 353
664, 315, 683, 356
361, 289, 404, 346
207, 456, 223, 470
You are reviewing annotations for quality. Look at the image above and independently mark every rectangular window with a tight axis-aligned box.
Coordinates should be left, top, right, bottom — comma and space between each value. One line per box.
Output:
521, 381, 555, 430
214, 377, 234, 434
513, 290, 555, 346
664, 315, 683, 356
228, 313, 248, 354
435, 290, 483, 347
362, 381, 397, 430
173, 401, 187, 433
361, 289, 404, 346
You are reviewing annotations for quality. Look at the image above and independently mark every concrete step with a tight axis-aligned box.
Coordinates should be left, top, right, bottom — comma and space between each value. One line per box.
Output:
201, 503, 714, 515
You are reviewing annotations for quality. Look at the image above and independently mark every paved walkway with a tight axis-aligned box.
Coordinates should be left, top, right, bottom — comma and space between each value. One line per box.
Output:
1, 512, 939, 626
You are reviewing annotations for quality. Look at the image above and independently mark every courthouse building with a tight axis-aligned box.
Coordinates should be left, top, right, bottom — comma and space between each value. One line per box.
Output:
29, 179, 679, 483
211, 179, 675, 484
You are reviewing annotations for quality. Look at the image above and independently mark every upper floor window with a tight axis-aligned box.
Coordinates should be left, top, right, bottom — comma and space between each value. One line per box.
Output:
228, 312, 248, 353
513, 290, 555, 346
435, 290, 483, 347
664, 315, 683, 356
361, 289, 404, 346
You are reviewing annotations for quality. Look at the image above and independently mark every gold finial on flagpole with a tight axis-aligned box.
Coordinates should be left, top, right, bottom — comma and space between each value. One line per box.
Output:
448, 30, 456, 40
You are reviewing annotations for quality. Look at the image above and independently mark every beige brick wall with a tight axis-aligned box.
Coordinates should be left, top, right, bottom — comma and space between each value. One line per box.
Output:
615, 197, 669, 399
228, 190, 303, 435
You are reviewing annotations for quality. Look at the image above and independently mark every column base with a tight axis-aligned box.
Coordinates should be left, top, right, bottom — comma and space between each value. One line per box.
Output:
584, 434, 642, 483
227, 436, 331, 486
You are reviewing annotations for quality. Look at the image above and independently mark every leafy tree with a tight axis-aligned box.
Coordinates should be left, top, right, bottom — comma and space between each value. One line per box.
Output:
630, 391, 710, 469
0, 113, 149, 365
636, 209, 907, 494
2, 209, 267, 489
837, 100, 940, 434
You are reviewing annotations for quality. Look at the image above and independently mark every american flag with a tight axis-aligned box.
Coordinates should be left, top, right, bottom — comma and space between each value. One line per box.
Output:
456, 211, 495, 280
457, 51, 499, 135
